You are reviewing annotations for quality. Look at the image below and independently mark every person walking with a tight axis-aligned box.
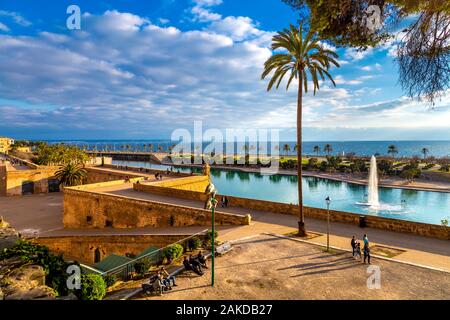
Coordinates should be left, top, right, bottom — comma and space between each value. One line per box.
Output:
351, 236, 356, 257
363, 234, 369, 247
355, 242, 362, 261
364, 244, 371, 264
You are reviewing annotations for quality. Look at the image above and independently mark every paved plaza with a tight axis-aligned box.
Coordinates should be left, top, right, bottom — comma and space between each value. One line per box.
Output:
138, 234, 450, 300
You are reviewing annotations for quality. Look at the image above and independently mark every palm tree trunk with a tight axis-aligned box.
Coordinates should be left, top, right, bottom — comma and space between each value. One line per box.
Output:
297, 74, 306, 236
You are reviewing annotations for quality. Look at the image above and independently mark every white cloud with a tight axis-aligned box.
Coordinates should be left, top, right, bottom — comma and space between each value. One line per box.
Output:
86, 10, 150, 33
0, 22, 10, 32
208, 16, 264, 41
0, 6, 445, 139
0, 10, 274, 135
0, 10, 32, 27
345, 47, 373, 61
191, 0, 223, 22
193, 0, 223, 6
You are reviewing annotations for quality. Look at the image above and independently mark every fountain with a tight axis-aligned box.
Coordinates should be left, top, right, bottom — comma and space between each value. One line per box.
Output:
367, 155, 379, 207
356, 155, 404, 213
356, 155, 379, 208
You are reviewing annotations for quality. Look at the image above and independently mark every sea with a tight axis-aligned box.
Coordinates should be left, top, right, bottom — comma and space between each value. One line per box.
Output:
44, 140, 450, 158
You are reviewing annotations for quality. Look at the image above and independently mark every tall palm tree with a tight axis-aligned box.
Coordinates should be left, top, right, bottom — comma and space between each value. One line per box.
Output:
388, 145, 398, 159
421, 147, 429, 160
262, 24, 339, 236
324, 144, 333, 156
313, 145, 320, 156
55, 163, 87, 187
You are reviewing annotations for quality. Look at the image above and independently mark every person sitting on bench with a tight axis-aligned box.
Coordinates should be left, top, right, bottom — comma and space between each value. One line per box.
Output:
183, 257, 203, 275
143, 274, 164, 296
159, 267, 177, 287
196, 251, 208, 269
189, 254, 203, 271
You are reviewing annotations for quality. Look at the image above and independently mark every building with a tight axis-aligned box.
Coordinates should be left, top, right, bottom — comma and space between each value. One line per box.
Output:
15, 146, 32, 153
0, 137, 14, 153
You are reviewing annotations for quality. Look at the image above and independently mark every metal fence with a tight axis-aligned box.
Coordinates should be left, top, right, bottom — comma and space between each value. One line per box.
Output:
81, 229, 209, 280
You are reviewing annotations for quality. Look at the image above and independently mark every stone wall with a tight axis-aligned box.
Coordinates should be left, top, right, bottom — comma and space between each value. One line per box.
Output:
35, 234, 195, 265
0, 164, 143, 196
0, 165, 6, 196
63, 187, 250, 229
85, 167, 146, 184
135, 175, 210, 194
134, 184, 450, 240
3, 166, 60, 196
101, 164, 192, 178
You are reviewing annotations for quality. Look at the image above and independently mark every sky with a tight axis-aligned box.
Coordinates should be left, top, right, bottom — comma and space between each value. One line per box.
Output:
0, 0, 449, 141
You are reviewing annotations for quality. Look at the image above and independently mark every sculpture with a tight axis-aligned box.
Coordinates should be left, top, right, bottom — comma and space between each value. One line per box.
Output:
204, 182, 218, 210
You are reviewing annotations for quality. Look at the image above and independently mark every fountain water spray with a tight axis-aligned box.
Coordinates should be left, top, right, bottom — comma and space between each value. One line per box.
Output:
367, 155, 379, 207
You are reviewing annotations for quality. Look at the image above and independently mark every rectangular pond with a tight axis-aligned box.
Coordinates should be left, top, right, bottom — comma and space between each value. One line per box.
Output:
113, 160, 450, 225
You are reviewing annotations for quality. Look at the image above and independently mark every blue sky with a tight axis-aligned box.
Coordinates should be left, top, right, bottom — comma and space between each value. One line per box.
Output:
0, 0, 449, 141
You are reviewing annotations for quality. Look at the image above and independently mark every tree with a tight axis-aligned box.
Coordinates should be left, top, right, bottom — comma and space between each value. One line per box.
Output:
324, 144, 333, 155
283, 0, 450, 104
262, 24, 339, 236
313, 145, 320, 156
388, 144, 398, 158
55, 163, 87, 187
33, 143, 89, 166
283, 144, 291, 155
421, 147, 429, 160
378, 159, 393, 177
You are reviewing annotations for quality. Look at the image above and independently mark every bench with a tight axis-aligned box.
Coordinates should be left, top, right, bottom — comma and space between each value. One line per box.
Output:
215, 242, 232, 256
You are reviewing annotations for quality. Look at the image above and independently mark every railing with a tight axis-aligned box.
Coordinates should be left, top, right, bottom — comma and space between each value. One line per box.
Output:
81, 229, 209, 280
80, 263, 105, 276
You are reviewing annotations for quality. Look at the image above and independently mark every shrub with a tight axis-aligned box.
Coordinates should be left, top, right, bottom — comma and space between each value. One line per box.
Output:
400, 168, 421, 181
133, 258, 151, 275
203, 231, 219, 246
0, 240, 71, 296
307, 158, 318, 169
422, 163, 435, 170
103, 274, 117, 288
319, 161, 328, 172
187, 237, 202, 251
163, 244, 184, 263
79, 274, 106, 300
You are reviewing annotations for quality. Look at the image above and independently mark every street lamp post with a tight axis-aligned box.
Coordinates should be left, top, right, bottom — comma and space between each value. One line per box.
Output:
211, 197, 217, 287
325, 196, 331, 252
205, 182, 218, 287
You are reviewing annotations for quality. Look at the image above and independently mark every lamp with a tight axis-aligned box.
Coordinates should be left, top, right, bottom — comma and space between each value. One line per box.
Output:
325, 196, 331, 252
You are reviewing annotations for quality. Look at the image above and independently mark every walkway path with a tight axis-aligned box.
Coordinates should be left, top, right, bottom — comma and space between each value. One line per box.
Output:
94, 184, 450, 272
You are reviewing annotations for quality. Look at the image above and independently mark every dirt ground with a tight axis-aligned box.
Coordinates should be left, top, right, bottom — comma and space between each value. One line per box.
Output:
137, 234, 450, 300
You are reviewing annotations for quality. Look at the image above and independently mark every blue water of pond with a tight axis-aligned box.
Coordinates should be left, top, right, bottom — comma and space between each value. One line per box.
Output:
114, 160, 450, 225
